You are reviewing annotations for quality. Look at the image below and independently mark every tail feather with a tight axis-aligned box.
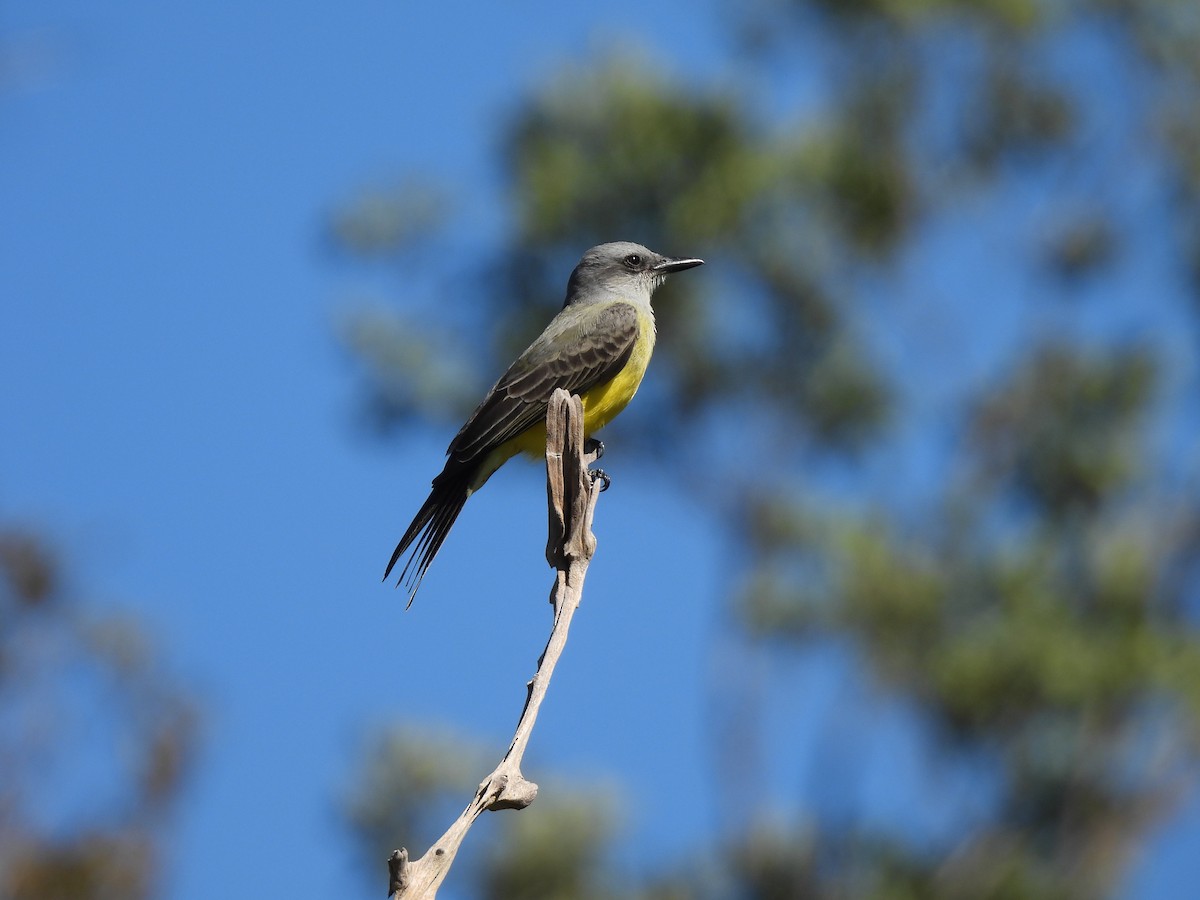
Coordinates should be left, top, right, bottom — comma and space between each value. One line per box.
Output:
384, 463, 473, 606
398, 490, 462, 588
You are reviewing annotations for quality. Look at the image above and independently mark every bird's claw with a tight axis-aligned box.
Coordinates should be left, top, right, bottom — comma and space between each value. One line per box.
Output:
584, 438, 605, 461
590, 468, 611, 492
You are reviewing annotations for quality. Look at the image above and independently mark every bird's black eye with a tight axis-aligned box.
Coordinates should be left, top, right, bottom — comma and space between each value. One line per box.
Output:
623, 253, 644, 270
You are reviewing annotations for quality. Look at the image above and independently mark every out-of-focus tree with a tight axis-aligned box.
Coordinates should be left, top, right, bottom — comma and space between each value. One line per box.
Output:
334, 0, 1200, 895
0, 527, 198, 900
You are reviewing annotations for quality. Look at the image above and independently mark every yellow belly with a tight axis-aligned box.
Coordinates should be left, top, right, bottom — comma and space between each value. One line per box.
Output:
469, 313, 655, 491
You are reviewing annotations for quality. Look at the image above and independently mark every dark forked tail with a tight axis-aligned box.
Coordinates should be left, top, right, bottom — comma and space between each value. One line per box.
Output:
384, 460, 475, 606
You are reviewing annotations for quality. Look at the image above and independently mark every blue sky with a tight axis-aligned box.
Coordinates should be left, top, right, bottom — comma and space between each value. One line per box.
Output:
2, 2, 1198, 898
1, 3, 731, 898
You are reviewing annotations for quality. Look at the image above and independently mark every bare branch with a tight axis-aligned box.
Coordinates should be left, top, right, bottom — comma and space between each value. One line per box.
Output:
387, 389, 602, 899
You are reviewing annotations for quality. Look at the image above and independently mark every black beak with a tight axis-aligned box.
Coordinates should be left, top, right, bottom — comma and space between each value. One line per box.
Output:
653, 256, 704, 274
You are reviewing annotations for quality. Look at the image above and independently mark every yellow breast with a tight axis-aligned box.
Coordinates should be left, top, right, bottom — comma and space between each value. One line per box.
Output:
480, 307, 656, 479
580, 305, 656, 434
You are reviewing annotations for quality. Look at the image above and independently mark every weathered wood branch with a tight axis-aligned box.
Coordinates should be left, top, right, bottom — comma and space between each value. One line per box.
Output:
387, 389, 603, 899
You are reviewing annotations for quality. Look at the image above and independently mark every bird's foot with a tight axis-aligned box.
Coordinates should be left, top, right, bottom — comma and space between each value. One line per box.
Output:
584, 438, 605, 462
590, 468, 611, 493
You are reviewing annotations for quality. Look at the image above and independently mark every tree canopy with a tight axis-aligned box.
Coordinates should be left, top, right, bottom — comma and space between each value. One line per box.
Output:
335, 0, 1200, 896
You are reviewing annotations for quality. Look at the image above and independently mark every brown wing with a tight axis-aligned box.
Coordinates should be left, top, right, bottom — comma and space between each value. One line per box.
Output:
448, 302, 640, 462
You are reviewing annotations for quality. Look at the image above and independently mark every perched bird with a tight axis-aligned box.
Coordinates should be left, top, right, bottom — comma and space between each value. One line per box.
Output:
384, 241, 704, 603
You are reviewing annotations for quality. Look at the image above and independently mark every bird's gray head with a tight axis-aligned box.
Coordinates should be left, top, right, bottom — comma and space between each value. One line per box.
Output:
563, 241, 703, 308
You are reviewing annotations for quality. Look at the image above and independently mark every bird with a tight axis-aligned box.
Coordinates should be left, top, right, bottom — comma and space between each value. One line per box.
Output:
384, 241, 704, 604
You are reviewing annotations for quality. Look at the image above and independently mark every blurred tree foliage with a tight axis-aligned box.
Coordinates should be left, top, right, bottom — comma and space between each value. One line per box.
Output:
335, 0, 1200, 896
0, 527, 197, 900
